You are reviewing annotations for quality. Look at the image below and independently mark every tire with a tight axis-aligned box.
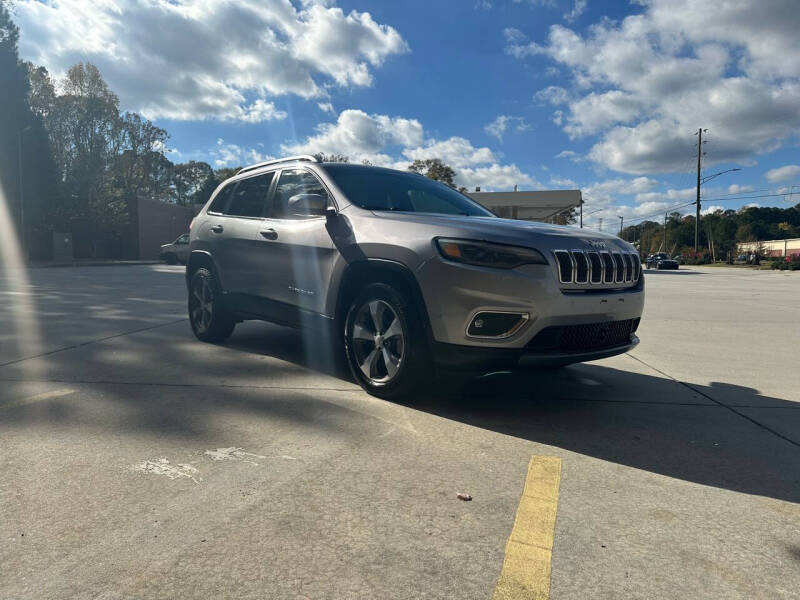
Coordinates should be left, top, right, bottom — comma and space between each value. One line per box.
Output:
188, 267, 235, 343
164, 253, 178, 265
344, 282, 430, 400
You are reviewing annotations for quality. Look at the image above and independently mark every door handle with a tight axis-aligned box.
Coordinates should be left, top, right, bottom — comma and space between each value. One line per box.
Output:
210, 224, 224, 234
259, 228, 278, 240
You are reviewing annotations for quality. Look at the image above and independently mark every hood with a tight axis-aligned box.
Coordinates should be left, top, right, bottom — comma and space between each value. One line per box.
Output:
367, 211, 634, 251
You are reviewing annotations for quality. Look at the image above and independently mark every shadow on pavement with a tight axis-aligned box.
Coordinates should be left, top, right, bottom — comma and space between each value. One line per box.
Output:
2, 316, 798, 504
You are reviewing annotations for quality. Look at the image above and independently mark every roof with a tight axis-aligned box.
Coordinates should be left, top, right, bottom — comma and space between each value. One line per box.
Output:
466, 190, 582, 221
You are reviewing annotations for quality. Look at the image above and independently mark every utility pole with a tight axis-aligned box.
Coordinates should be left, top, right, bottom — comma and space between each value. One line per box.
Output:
579, 201, 583, 228
598, 218, 603, 232
695, 127, 703, 252
618, 216, 624, 237
664, 212, 668, 252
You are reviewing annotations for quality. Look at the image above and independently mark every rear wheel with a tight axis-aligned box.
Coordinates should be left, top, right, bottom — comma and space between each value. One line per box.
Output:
344, 283, 429, 400
164, 253, 178, 265
188, 267, 235, 343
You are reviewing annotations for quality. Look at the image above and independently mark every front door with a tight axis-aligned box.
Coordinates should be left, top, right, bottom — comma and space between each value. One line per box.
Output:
251, 168, 338, 316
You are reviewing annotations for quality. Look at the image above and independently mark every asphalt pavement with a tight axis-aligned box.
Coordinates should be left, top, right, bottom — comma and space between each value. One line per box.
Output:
1, 264, 798, 599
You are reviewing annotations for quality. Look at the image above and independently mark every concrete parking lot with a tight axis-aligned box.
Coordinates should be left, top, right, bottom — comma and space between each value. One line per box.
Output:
1, 264, 798, 599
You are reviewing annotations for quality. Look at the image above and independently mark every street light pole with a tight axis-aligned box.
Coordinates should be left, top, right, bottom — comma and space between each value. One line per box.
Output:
618, 215, 624, 238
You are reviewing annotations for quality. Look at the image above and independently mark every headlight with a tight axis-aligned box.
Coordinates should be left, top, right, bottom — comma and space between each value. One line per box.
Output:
435, 238, 548, 269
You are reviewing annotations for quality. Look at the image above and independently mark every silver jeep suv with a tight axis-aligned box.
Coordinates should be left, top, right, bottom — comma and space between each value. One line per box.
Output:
187, 155, 644, 398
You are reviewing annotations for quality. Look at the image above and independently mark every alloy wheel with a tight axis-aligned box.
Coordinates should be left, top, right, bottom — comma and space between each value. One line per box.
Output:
351, 299, 405, 384
190, 276, 213, 334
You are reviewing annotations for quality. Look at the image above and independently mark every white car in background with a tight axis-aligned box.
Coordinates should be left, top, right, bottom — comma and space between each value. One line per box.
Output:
159, 233, 190, 265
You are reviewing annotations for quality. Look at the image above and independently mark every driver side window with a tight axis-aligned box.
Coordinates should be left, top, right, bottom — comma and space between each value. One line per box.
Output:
273, 169, 328, 219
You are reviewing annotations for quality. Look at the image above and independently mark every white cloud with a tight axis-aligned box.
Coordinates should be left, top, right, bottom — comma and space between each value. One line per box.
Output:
563, 0, 587, 23
239, 99, 288, 123
317, 102, 335, 114
211, 139, 272, 168
549, 175, 577, 188
283, 108, 537, 191
283, 109, 423, 165
702, 205, 725, 215
510, 0, 800, 174
534, 85, 570, 105
459, 164, 537, 191
555, 149, 583, 162
484, 115, 530, 141
403, 137, 497, 170
727, 184, 754, 194
634, 187, 695, 204
15, 0, 408, 122
764, 164, 800, 182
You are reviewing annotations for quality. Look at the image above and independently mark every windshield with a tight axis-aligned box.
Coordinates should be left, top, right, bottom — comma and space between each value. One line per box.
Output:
323, 164, 494, 217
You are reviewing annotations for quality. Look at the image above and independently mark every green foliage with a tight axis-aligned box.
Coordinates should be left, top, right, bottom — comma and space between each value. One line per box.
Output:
313, 153, 349, 163
0, 2, 59, 256
622, 204, 800, 261
408, 158, 457, 188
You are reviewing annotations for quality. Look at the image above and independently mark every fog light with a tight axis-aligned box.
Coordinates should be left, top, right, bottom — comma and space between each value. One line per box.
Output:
467, 311, 529, 338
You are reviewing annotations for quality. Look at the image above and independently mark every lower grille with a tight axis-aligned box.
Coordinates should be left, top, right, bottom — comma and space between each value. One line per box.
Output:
527, 318, 640, 353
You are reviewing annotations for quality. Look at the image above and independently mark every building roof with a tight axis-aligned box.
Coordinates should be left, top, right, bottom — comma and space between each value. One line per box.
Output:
466, 190, 582, 221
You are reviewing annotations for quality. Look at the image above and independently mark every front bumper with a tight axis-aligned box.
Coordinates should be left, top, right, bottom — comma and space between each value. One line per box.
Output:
416, 254, 644, 350
433, 332, 639, 370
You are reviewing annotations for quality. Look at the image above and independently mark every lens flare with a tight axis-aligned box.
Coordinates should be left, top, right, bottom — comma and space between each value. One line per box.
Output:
0, 183, 44, 386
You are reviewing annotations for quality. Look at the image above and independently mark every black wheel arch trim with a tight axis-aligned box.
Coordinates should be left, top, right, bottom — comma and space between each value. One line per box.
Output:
186, 250, 223, 291
335, 258, 436, 350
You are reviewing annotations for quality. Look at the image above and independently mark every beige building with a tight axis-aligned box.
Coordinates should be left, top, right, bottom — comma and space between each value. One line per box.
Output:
739, 238, 800, 257
467, 190, 583, 222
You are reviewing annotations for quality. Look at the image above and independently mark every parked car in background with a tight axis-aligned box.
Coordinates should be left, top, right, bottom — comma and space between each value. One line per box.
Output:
646, 252, 679, 270
159, 233, 190, 264
186, 156, 645, 399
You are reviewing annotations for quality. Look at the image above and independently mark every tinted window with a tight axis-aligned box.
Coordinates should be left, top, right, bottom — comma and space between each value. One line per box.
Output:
323, 164, 493, 217
175, 234, 189, 244
226, 172, 274, 217
273, 169, 329, 219
208, 183, 234, 214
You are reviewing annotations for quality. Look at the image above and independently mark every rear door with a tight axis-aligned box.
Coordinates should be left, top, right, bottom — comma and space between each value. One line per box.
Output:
210, 171, 275, 295
250, 168, 338, 315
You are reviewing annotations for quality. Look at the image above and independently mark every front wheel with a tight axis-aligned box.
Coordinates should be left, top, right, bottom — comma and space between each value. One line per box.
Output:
188, 267, 235, 343
344, 283, 429, 400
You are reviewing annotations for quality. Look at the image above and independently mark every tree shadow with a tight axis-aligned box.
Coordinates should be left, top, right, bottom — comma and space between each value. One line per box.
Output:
2, 266, 799, 504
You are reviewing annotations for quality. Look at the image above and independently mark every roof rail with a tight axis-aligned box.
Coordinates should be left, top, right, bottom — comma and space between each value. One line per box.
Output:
236, 155, 319, 176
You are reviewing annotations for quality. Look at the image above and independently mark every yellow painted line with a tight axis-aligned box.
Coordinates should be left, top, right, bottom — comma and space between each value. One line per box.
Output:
1, 388, 75, 410
493, 456, 562, 600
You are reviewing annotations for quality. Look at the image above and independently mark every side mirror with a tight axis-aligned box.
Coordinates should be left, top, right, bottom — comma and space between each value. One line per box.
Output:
287, 193, 327, 217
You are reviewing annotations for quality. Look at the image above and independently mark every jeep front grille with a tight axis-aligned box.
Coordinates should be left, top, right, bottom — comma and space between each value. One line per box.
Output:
553, 250, 641, 287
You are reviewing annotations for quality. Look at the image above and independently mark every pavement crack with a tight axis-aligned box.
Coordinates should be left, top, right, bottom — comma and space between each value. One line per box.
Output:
0, 318, 188, 368
626, 353, 800, 449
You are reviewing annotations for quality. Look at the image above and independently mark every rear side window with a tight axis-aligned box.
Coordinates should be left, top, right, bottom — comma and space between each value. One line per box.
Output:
226, 172, 275, 217
208, 184, 234, 214
273, 169, 328, 219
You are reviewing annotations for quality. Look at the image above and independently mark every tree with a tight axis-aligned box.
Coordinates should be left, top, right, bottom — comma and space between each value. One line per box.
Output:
173, 161, 213, 206
0, 4, 59, 258
552, 206, 577, 225
408, 158, 457, 188
313, 153, 349, 163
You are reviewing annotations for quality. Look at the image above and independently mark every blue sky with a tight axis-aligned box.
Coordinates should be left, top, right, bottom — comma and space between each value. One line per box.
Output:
13, 0, 800, 229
